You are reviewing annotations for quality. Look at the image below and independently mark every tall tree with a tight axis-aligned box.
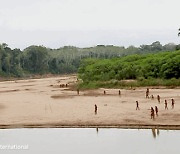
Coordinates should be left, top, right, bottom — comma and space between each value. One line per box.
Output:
23, 46, 49, 73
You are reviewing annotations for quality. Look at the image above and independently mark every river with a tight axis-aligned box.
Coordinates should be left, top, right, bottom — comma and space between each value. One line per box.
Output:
0, 128, 179, 154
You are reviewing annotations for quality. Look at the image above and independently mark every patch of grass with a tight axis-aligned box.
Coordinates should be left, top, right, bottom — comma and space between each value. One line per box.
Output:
137, 78, 180, 87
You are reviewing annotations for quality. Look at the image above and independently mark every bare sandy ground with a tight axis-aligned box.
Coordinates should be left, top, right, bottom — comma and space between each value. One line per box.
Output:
0, 75, 180, 129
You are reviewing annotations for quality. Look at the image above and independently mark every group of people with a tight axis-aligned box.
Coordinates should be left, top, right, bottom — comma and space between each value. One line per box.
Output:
164, 98, 175, 109
59, 83, 68, 88
143, 88, 175, 119
77, 88, 176, 117
150, 99, 175, 119
150, 106, 158, 119
94, 88, 176, 117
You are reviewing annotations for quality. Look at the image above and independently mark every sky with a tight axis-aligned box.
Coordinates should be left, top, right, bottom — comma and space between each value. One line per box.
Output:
0, 0, 179, 49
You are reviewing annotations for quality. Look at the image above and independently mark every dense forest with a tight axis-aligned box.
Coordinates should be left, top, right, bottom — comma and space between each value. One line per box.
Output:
0, 41, 179, 78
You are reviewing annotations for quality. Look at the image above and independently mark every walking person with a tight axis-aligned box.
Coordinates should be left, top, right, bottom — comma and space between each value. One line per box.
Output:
151, 107, 155, 119
157, 95, 161, 103
136, 101, 140, 110
155, 106, 158, 116
165, 100, 168, 110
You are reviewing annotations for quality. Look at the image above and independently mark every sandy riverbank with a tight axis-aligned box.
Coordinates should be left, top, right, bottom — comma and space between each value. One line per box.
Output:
0, 75, 179, 129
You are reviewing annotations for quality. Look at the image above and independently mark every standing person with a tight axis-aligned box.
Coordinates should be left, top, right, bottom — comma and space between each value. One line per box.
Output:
104, 90, 106, 95
77, 89, 79, 95
155, 106, 158, 116
136, 101, 140, 110
157, 95, 161, 103
165, 100, 168, 110
151, 107, 155, 119
95, 104, 98, 115
146, 88, 149, 98
171, 99, 175, 109
119, 90, 121, 96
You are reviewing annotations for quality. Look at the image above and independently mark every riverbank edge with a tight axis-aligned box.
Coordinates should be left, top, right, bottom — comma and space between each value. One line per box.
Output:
1, 124, 180, 130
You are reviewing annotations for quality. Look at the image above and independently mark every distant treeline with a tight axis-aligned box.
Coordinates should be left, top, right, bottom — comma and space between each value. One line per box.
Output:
0, 41, 179, 77
78, 50, 180, 82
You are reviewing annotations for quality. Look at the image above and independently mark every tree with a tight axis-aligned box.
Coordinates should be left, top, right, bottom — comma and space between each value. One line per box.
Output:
150, 41, 163, 51
163, 43, 176, 51
23, 46, 49, 73
0, 43, 8, 49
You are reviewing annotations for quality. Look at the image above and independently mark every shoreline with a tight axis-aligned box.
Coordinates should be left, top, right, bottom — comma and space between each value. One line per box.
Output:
1, 124, 180, 130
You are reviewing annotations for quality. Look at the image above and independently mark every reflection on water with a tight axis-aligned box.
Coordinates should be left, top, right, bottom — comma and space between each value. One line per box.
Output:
96, 128, 99, 134
0, 128, 179, 154
151, 128, 160, 138
152, 128, 156, 138
157, 128, 160, 136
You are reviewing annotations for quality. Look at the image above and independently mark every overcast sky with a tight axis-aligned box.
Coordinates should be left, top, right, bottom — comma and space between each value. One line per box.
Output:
0, 0, 179, 49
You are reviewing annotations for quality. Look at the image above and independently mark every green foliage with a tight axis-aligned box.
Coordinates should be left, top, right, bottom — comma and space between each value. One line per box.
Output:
0, 44, 23, 77
22, 46, 49, 74
78, 50, 180, 83
0, 42, 179, 78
